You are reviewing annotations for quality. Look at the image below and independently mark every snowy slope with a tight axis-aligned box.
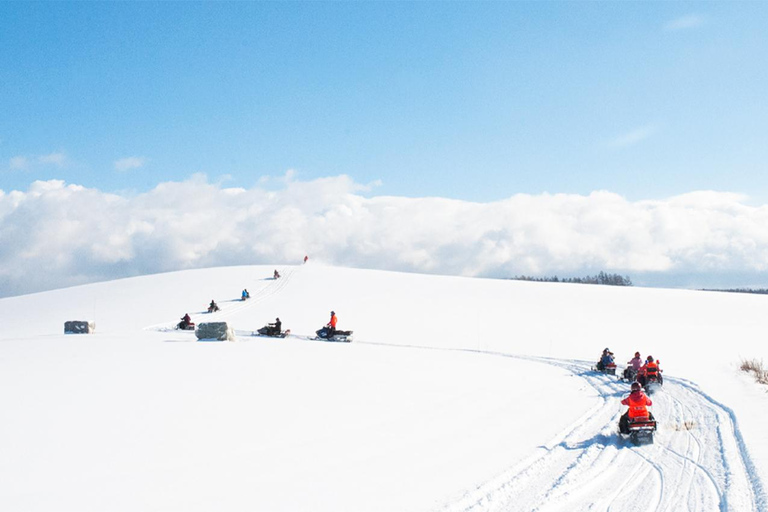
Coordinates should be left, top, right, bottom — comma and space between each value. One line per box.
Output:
1, 263, 767, 511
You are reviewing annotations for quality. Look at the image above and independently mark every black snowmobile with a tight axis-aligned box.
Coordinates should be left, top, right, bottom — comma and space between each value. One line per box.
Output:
642, 372, 663, 395
177, 319, 195, 330
315, 326, 353, 343
620, 415, 657, 445
593, 358, 617, 376
254, 324, 290, 338
176, 314, 195, 330
622, 365, 638, 382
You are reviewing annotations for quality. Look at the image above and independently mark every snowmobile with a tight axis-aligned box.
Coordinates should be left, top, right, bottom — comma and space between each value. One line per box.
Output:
622, 365, 638, 382
642, 372, 663, 395
254, 324, 290, 338
593, 360, 617, 376
177, 320, 195, 330
207, 303, 220, 313
623, 415, 657, 445
315, 326, 353, 343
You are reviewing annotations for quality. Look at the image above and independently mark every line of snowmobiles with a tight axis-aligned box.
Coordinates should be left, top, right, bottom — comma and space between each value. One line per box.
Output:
592, 350, 662, 446
594, 359, 664, 395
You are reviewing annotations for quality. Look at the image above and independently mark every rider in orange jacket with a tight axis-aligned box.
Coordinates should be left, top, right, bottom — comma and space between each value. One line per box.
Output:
619, 382, 653, 434
327, 311, 338, 336
638, 356, 662, 386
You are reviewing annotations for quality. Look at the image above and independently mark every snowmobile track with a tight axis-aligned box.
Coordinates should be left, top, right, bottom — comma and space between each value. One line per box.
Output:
144, 266, 298, 332
432, 353, 765, 512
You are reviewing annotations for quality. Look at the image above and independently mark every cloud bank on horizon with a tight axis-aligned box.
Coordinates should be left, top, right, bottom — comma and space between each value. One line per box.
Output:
2, 174, 768, 297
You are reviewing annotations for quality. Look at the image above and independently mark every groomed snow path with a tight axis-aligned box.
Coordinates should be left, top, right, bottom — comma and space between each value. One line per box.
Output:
436, 355, 766, 512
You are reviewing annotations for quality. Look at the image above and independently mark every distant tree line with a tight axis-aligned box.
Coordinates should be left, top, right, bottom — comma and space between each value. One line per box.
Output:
509, 271, 633, 286
701, 288, 768, 295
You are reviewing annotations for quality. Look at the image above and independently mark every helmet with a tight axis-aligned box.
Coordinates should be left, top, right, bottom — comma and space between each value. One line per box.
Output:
604, 347, 610, 352
647, 356, 654, 362
331, 311, 335, 315
635, 352, 640, 357
631, 382, 641, 392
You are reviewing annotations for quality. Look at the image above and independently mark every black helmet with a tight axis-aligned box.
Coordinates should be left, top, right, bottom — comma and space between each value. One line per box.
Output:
647, 356, 654, 362
331, 311, 335, 315
631, 382, 641, 392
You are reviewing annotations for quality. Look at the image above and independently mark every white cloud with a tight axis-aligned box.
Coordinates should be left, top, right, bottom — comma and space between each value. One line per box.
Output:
2, 176, 768, 297
8, 152, 67, 171
38, 152, 67, 167
609, 125, 656, 148
114, 157, 146, 172
9, 156, 29, 170
664, 14, 705, 32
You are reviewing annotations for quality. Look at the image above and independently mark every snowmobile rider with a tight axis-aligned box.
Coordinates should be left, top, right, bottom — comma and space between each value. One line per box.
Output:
597, 348, 614, 371
624, 352, 643, 381
619, 382, 654, 434
639, 356, 662, 387
274, 269, 280, 279
179, 313, 192, 329
208, 300, 219, 313
327, 311, 337, 337
242, 289, 250, 300
269, 317, 282, 335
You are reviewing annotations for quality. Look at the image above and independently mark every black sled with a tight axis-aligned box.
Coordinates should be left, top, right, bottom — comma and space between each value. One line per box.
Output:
177, 321, 195, 331
315, 326, 353, 343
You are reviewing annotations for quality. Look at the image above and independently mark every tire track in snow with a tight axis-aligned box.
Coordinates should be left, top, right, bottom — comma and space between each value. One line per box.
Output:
144, 266, 298, 332
212, 266, 298, 323
434, 354, 763, 512
663, 376, 767, 511
656, 385, 723, 510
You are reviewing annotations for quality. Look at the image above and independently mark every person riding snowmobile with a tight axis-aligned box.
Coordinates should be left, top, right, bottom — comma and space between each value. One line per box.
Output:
619, 382, 654, 434
178, 313, 193, 330
274, 269, 281, 279
268, 317, 282, 336
624, 352, 643, 380
327, 311, 338, 337
597, 348, 614, 371
638, 356, 662, 387
208, 300, 219, 313
242, 289, 250, 300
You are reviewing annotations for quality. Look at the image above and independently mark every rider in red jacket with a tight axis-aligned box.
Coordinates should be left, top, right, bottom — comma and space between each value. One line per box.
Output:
638, 356, 662, 386
619, 382, 653, 434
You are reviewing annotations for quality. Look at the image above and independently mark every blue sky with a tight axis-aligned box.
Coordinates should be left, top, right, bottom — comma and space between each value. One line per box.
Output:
2, 2, 767, 202
3, 2, 768, 296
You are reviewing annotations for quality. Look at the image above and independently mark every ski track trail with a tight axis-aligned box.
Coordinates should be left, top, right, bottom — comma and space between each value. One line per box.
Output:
144, 266, 298, 332
433, 353, 765, 512
141, 273, 766, 511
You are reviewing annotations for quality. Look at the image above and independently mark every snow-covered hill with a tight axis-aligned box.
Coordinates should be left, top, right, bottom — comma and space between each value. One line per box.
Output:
1, 263, 767, 511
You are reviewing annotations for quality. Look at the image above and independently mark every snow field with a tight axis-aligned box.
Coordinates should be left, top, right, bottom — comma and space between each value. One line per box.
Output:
2, 263, 768, 511
0, 332, 590, 512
